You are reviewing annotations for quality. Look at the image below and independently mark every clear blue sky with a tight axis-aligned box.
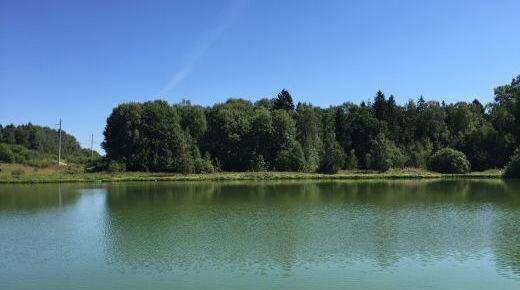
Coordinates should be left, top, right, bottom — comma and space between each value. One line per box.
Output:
1, 0, 519, 153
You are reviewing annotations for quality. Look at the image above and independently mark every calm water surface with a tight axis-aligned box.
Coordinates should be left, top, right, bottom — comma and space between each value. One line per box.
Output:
1, 180, 519, 289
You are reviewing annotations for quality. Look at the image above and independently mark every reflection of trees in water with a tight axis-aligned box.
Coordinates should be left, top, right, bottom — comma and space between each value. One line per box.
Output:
0, 184, 105, 272
492, 180, 520, 278
0, 184, 84, 210
494, 211, 520, 279
101, 180, 520, 277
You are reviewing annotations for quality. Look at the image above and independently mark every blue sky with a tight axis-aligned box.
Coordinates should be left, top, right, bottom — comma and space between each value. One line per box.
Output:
1, 0, 519, 153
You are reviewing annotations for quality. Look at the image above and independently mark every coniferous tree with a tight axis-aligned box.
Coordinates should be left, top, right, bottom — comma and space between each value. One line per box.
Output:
373, 90, 387, 121
273, 89, 295, 111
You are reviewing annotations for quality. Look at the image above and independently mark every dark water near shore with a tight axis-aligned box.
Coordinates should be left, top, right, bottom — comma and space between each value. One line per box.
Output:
1, 180, 519, 289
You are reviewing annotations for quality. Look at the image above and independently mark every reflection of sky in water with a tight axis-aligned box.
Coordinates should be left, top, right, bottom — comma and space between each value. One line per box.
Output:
0, 180, 519, 290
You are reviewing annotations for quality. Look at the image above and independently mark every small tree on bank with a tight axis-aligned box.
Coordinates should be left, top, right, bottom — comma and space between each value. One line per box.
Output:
366, 133, 405, 172
344, 149, 358, 170
319, 130, 345, 174
274, 139, 305, 171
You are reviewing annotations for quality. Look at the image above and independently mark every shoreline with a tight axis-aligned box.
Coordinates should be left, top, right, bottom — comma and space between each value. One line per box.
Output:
0, 170, 503, 184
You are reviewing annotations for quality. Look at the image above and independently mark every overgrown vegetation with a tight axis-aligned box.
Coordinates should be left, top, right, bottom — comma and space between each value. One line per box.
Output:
0, 143, 62, 167
0, 123, 97, 166
503, 149, 520, 178
0, 163, 502, 184
102, 76, 519, 174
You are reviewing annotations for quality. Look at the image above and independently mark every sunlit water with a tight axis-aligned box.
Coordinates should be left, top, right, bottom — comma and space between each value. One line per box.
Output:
1, 180, 519, 290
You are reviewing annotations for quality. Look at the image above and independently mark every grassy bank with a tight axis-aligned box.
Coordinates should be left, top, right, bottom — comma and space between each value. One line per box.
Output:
0, 163, 503, 184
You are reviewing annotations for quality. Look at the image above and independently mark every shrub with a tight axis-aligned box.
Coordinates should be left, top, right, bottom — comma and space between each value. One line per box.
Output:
274, 140, 305, 171
193, 157, 215, 174
428, 148, 471, 174
0, 143, 55, 167
366, 134, 405, 172
11, 169, 25, 177
65, 165, 84, 175
405, 141, 433, 169
86, 157, 108, 172
503, 149, 520, 178
344, 149, 358, 170
253, 154, 266, 172
27, 158, 55, 168
173, 153, 194, 174
319, 138, 345, 174
107, 160, 126, 173
0, 144, 15, 163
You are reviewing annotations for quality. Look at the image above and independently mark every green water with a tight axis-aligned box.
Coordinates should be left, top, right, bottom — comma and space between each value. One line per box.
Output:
1, 180, 519, 290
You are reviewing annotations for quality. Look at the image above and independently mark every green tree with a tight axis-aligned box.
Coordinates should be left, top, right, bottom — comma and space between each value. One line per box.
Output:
319, 130, 345, 173
345, 106, 380, 168
271, 109, 304, 171
334, 106, 350, 150
254, 98, 275, 110
273, 89, 295, 111
296, 103, 322, 171
488, 78, 519, 166
503, 148, 520, 178
249, 108, 274, 168
0, 143, 15, 163
176, 102, 207, 141
415, 101, 449, 150
274, 139, 305, 171
344, 149, 358, 170
366, 133, 405, 172
405, 141, 433, 169
203, 99, 254, 171
107, 160, 126, 173
373, 90, 387, 121
103, 100, 194, 172
252, 154, 267, 171
457, 122, 499, 171
385, 94, 400, 141
271, 109, 297, 151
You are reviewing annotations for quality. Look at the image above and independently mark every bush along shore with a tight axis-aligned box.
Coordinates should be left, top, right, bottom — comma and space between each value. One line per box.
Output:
0, 163, 503, 184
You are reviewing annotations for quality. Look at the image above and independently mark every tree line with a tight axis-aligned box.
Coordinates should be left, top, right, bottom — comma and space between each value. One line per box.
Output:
101, 76, 519, 174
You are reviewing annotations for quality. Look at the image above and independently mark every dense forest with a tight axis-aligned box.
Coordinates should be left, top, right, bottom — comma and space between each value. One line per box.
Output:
0, 123, 95, 167
102, 76, 520, 175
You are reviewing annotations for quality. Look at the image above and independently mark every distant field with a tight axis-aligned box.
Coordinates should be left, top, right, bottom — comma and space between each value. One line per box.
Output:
0, 163, 503, 184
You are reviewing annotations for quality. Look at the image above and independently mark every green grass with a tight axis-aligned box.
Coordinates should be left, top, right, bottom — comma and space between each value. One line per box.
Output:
0, 163, 503, 184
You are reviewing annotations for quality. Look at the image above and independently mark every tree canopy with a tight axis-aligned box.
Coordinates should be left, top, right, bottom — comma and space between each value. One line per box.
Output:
100, 76, 517, 173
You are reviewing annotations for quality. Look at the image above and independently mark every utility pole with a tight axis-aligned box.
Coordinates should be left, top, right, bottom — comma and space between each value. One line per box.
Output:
57, 119, 62, 167
90, 134, 94, 159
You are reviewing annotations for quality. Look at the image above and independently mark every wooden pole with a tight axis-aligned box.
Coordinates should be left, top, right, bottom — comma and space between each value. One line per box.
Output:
58, 119, 62, 166
90, 134, 94, 159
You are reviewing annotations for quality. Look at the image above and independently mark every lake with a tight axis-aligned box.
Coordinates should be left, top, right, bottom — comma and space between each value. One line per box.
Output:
1, 180, 519, 289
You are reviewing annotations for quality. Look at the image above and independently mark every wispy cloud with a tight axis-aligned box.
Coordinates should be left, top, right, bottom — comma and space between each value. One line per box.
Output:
157, 0, 246, 96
